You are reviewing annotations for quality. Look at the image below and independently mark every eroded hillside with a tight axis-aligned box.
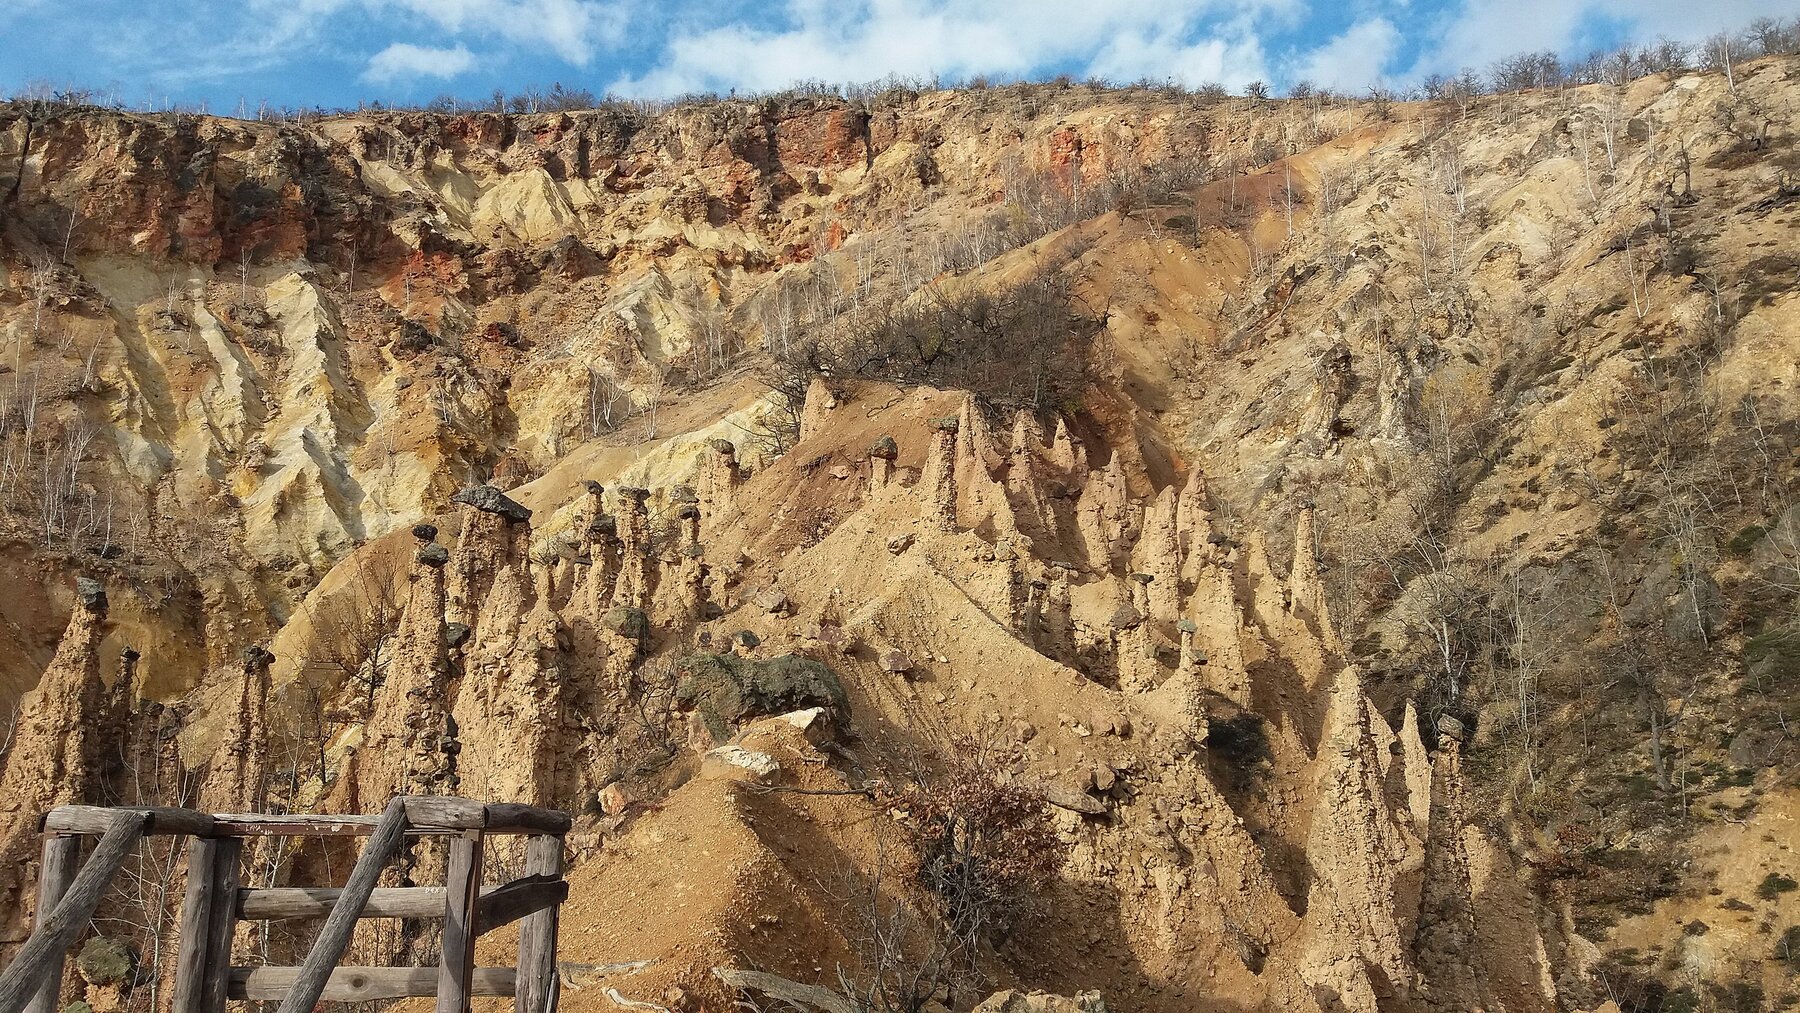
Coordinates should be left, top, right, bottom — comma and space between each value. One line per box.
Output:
1, 57, 1798, 1013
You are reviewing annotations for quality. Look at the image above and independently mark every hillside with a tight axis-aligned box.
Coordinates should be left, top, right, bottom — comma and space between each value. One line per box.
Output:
1, 56, 1798, 1013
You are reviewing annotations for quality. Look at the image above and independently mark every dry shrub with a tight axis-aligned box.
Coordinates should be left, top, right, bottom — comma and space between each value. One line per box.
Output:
876, 736, 1066, 952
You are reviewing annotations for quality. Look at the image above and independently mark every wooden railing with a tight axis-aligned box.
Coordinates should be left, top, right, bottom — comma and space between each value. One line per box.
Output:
0, 797, 570, 1013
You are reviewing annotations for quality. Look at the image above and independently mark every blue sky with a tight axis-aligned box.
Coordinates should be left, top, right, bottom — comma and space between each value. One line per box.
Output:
0, 0, 1788, 110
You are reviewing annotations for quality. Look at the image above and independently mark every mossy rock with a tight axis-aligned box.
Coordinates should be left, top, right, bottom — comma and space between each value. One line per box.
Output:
675, 653, 848, 743
604, 607, 650, 641
75, 936, 134, 986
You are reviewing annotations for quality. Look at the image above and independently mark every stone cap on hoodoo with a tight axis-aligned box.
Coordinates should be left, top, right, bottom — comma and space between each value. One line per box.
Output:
452, 485, 532, 524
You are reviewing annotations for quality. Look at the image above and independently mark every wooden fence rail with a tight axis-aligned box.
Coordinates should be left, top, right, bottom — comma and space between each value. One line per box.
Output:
0, 797, 569, 1013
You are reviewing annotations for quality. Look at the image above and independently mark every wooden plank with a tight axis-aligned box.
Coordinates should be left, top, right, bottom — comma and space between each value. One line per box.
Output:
0, 811, 149, 1013
196, 837, 242, 1013
437, 831, 484, 1013
474, 877, 568, 936
170, 838, 225, 1013
41, 805, 214, 838
239, 886, 450, 920
482, 804, 572, 837
208, 813, 387, 837
402, 796, 488, 830
515, 835, 563, 1013
272, 798, 409, 1013
23, 836, 80, 1013
228, 967, 517, 1002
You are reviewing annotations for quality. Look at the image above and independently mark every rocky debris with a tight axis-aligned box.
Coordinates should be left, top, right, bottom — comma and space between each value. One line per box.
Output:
751, 587, 789, 614
676, 654, 849, 743
879, 649, 913, 674
412, 523, 439, 541
885, 533, 914, 555
452, 484, 533, 524
974, 991, 1109, 1013
417, 543, 450, 568
445, 623, 472, 648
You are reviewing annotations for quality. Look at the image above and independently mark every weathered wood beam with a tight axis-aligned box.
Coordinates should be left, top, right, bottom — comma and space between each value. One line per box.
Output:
196, 838, 242, 1013
272, 798, 409, 1013
437, 831, 484, 1013
40, 806, 213, 838
475, 877, 567, 936
0, 812, 149, 1013
22, 836, 79, 1013
227, 967, 517, 1002
483, 804, 572, 837
515, 836, 563, 1013
402, 796, 488, 830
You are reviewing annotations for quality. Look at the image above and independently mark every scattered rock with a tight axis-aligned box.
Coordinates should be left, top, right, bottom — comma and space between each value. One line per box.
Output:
828, 464, 853, 480
973, 992, 1108, 1013
604, 607, 650, 641
731, 630, 762, 650
411, 523, 438, 541
417, 543, 450, 568
75, 577, 107, 613
880, 649, 914, 674
869, 435, 898, 459
598, 781, 635, 816
704, 745, 781, 783
1437, 714, 1467, 743
676, 653, 849, 742
886, 534, 914, 555
752, 587, 789, 614
444, 623, 472, 648
452, 485, 532, 524
76, 937, 134, 986
1036, 782, 1106, 816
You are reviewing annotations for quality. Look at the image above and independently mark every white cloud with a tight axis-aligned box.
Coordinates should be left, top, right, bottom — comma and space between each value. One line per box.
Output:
607, 0, 1294, 97
1408, 0, 1790, 80
1290, 17, 1399, 89
382, 0, 627, 65
1086, 29, 1269, 88
362, 42, 477, 83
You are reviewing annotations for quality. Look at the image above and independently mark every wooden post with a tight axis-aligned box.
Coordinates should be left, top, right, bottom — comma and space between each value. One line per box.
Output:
171, 838, 226, 1013
197, 838, 242, 1013
23, 836, 80, 1013
0, 812, 150, 1013
437, 831, 484, 1013
514, 835, 562, 1013
273, 798, 410, 1013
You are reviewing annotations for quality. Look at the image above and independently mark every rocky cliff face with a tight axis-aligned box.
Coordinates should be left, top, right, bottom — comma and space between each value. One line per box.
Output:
2, 57, 1799, 1013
